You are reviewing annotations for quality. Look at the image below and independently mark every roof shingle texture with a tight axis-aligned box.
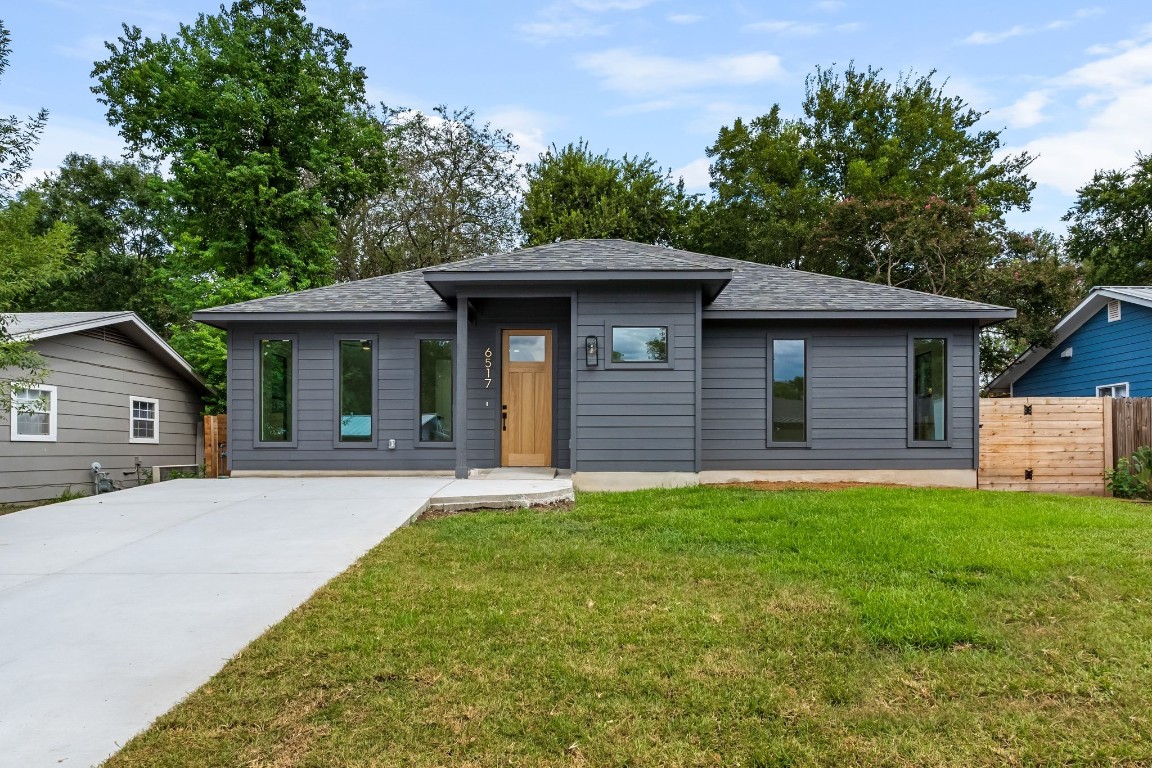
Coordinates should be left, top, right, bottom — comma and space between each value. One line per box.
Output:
199, 239, 1010, 315
6, 312, 133, 335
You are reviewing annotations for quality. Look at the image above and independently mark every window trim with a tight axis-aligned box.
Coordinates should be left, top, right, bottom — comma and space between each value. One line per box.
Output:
603, 320, 675, 370
10, 384, 58, 443
907, 334, 953, 448
128, 395, 160, 444
254, 335, 299, 448
1096, 382, 1130, 398
414, 336, 456, 449
333, 335, 378, 449
766, 335, 812, 448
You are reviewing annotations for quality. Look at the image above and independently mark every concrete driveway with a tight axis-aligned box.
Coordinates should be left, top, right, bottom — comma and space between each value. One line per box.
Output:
0, 477, 459, 768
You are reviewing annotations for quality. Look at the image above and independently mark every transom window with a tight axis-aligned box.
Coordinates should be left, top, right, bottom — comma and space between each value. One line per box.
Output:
129, 397, 160, 443
1097, 382, 1129, 398
10, 385, 57, 442
611, 326, 668, 363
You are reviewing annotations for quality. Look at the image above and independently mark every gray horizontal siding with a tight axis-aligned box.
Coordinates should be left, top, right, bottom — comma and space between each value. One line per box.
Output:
575, 286, 698, 472
228, 321, 456, 472
0, 333, 204, 504
700, 321, 977, 471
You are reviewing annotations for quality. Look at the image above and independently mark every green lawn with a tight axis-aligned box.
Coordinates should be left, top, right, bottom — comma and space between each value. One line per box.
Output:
106, 486, 1152, 767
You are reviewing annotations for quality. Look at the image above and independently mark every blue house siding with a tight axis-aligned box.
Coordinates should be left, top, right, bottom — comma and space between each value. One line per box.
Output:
1013, 301, 1152, 397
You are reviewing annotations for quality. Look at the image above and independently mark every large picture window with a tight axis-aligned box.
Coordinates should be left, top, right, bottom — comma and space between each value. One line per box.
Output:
912, 337, 947, 442
339, 339, 374, 443
770, 339, 807, 444
10, 385, 57, 442
259, 339, 294, 443
611, 326, 668, 363
419, 339, 453, 443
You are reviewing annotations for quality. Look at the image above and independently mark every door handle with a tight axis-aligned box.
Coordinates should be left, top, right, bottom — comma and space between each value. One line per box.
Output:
501, 404, 508, 432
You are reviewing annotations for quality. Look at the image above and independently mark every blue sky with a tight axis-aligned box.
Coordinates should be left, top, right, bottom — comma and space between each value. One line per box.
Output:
3, 0, 1151, 236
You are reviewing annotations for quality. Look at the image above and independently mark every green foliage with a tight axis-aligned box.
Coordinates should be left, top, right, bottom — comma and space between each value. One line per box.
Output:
0, 20, 48, 200
336, 106, 521, 278
18, 154, 173, 329
521, 140, 695, 246
1065, 151, 1152, 286
0, 191, 81, 310
0, 313, 49, 414
91, 0, 393, 289
693, 64, 1035, 269
1107, 447, 1152, 500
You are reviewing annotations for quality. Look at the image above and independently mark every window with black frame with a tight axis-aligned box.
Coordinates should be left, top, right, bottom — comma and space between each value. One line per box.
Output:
611, 326, 668, 363
339, 339, 373, 443
912, 338, 947, 442
259, 339, 293, 442
419, 339, 453, 442
771, 339, 807, 443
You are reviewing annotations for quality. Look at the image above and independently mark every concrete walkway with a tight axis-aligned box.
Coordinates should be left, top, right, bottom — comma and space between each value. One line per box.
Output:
0, 476, 573, 767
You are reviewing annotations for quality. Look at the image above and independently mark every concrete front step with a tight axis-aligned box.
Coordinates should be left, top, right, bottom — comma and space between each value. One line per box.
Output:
427, 478, 574, 512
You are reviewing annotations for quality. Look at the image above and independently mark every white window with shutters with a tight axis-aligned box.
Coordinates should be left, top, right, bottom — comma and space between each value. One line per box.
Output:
1107, 299, 1122, 322
129, 396, 160, 444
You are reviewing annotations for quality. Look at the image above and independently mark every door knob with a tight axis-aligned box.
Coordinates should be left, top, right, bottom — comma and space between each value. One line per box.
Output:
501, 404, 507, 431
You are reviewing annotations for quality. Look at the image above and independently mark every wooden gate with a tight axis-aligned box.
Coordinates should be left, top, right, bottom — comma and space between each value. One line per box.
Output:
979, 398, 1108, 495
204, 414, 229, 478
1112, 398, 1152, 466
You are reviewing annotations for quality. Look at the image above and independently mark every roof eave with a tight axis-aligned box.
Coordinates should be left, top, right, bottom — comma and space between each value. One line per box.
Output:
422, 269, 733, 301
192, 310, 454, 328
702, 309, 1016, 324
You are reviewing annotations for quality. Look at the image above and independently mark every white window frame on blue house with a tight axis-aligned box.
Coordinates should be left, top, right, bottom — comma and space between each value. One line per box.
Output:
1096, 382, 1129, 397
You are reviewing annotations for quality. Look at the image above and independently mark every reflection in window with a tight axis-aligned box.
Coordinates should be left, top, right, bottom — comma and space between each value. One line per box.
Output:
339, 340, 373, 442
260, 339, 293, 442
611, 326, 668, 362
419, 339, 453, 442
508, 335, 546, 362
771, 339, 806, 443
913, 338, 947, 441
13, 386, 55, 440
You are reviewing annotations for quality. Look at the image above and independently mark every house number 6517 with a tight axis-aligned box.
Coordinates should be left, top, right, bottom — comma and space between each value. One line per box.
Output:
483, 347, 493, 388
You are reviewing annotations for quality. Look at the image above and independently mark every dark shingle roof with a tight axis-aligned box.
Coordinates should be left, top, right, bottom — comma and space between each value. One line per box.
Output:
196, 239, 1012, 316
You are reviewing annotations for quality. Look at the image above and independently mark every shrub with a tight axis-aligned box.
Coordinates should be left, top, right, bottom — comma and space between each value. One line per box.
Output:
1107, 446, 1152, 500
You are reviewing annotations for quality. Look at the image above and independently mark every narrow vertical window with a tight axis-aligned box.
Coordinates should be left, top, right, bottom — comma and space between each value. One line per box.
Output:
260, 339, 293, 443
339, 339, 374, 443
10, 385, 57, 442
771, 339, 807, 443
419, 339, 453, 443
912, 338, 947, 442
129, 396, 160, 443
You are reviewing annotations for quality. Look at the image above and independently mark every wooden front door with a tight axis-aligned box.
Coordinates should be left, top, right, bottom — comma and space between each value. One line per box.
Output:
501, 329, 553, 467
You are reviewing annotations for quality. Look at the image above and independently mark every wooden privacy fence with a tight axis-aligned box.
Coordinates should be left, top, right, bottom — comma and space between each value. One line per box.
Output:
979, 397, 1152, 495
204, 414, 229, 478
979, 397, 1110, 495
1112, 397, 1152, 468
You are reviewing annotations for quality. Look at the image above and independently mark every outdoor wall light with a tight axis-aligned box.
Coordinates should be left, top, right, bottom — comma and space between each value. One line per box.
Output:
585, 335, 599, 367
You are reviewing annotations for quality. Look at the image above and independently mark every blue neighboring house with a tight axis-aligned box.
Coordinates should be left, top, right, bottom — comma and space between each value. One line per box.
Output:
989, 286, 1152, 397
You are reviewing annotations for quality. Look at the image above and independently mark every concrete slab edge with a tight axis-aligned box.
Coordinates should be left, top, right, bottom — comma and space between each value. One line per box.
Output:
230, 470, 456, 478
426, 488, 575, 512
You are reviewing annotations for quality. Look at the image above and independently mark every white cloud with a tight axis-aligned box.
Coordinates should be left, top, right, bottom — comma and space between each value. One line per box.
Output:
571, 0, 655, 9
517, 0, 656, 42
484, 107, 559, 169
813, 0, 845, 11
1001, 35, 1152, 195
577, 49, 784, 95
672, 157, 711, 190
517, 17, 610, 40
744, 20, 824, 36
21, 116, 128, 187
989, 90, 1051, 129
667, 13, 702, 24
963, 7, 1106, 46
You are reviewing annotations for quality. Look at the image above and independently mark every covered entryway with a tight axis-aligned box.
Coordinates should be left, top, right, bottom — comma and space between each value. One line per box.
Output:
502, 329, 553, 467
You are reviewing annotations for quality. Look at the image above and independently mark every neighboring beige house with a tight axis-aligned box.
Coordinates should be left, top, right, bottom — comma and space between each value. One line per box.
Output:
1, 312, 210, 504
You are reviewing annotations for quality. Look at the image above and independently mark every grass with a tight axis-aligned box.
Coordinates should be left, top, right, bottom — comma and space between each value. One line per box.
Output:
105, 486, 1152, 767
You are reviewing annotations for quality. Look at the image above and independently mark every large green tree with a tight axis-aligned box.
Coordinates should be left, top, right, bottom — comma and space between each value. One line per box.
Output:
692, 65, 1036, 269
1065, 151, 1152, 286
335, 105, 521, 279
17, 154, 172, 329
521, 140, 694, 247
91, 0, 393, 293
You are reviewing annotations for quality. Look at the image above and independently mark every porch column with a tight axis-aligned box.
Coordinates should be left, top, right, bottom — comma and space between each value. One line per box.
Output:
455, 293, 469, 479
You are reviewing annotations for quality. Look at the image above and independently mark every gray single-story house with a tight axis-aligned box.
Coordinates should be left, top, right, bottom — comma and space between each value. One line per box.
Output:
1, 312, 210, 504
193, 240, 1015, 490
